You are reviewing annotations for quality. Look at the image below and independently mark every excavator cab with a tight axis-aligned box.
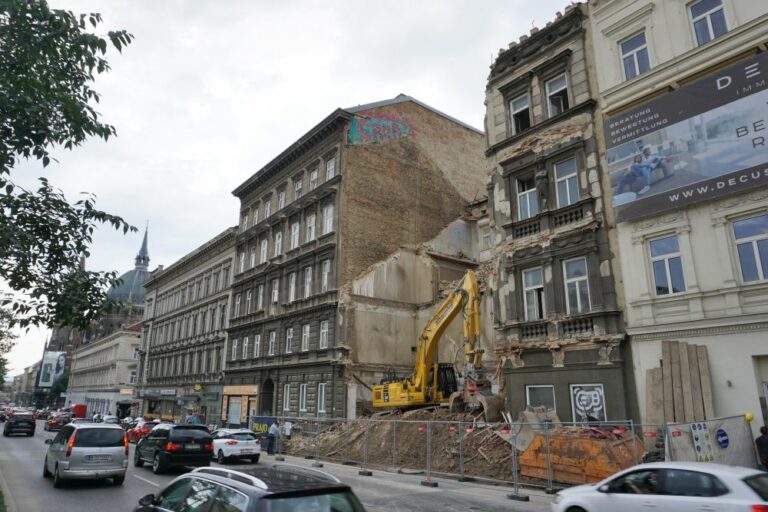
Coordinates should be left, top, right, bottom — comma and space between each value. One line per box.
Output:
434, 363, 458, 400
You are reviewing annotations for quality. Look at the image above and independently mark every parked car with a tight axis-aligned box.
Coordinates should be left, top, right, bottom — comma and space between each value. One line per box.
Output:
551, 461, 768, 512
134, 424, 212, 474
43, 423, 129, 488
127, 421, 159, 443
102, 415, 120, 425
3, 412, 36, 436
211, 429, 261, 464
134, 464, 368, 512
0, 410, 6, 422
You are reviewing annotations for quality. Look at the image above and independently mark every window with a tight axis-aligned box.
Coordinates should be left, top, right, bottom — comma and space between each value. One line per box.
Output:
306, 214, 316, 241
283, 384, 291, 412
288, 272, 296, 302
253, 207, 259, 226
271, 279, 279, 303
321, 259, 331, 292
268, 331, 276, 356
526, 385, 555, 410
662, 468, 729, 497
319, 320, 329, 349
733, 214, 768, 282
257, 284, 264, 310
254, 334, 261, 357
238, 252, 245, 273
240, 214, 247, 232
260, 239, 268, 264
326, 156, 336, 180
317, 383, 326, 414
278, 190, 286, 210
323, 204, 334, 234
690, 0, 727, 46
509, 94, 531, 134
304, 267, 313, 298
301, 324, 310, 351
231, 339, 238, 361
608, 469, 660, 495
290, 222, 300, 249
555, 158, 579, 208
264, 198, 271, 218
222, 268, 230, 288
133, 347, 140, 359
129, 370, 137, 384
620, 32, 650, 80
294, 179, 302, 200
245, 290, 252, 313
564, 257, 590, 314
299, 383, 308, 412
234, 294, 241, 317
249, 248, 256, 268
517, 177, 539, 220
650, 235, 686, 295
274, 232, 282, 257
309, 169, 318, 190
545, 73, 569, 117
242, 336, 249, 359
522, 267, 545, 321
285, 327, 293, 353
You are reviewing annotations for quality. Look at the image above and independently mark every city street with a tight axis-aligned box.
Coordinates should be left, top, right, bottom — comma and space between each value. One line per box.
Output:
0, 421, 553, 512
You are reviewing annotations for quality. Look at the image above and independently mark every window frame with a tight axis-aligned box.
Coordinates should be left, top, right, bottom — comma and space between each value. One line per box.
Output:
619, 30, 650, 81
270, 278, 279, 304
732, 213, 768, 283
545, 73, 570, 118
306, 213, 316, 241
563, 257, 591, 315
309, 169, 318, 190
319, 320, 329, 349
294, 178, 302, 200
317, 383, 326, 414
245, 290, 252, 313
259, 239, 268, 264
517, 176, 539, 221
242, 336, 249, 359
689, 0, 728, 47
299, 383, 308, 412
285, 327, 293, 354
283, 384, 290, 412
278, 189, 286, 210
522, 266, 545, 321
256, 284, 264, 310
290, 222, 300, 249
301, 324, 310, 351
253, 334, 260, 358
321, 259, 331, 292
525, 384, 556, 410
509, 93, 531, 135
649, 234, 687, 296
326, 156, 336, 181
273, 232, 282, 257
323, 204, 334, 235
304, 266, 313, 299
288, 272, 296, 302
231, 339, 238, 361
554, 157, 579, 208
268, 331, 276, 356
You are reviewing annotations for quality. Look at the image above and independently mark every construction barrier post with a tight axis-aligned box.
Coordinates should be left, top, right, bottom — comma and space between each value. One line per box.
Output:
391, 420, 398, 471
421, 422, 438, 488
312, 420, 323, 468
275, 416, 285, 462
630, 420, 639, 465
359, 419, 372, 476
342, 420, 355, 465
457, 423, 469, 482
544, 423, 554, 494
507, 430, 529, 502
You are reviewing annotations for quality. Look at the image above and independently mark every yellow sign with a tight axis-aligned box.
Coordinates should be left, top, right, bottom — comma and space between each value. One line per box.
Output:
193, 383, 203, 392
223, 385, 259, 395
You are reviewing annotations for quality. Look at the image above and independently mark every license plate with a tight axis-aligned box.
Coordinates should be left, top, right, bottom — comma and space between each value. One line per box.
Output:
184, 444, 199, 450
239, 449, 253, 454
86, 455, 112, 462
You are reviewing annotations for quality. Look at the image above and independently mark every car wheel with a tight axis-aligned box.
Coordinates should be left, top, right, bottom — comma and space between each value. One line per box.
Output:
217, 450, 227, 465
113, 474, 125, 486
134, 448, 144, 467
52, 465, 64, 488
42, 458, 51, 478
28, 431, 34, 437
251, 455, 260, 464
152, 453, 165, 474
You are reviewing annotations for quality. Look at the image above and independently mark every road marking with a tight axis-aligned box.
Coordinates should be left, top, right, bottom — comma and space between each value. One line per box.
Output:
133, 474, 160, 488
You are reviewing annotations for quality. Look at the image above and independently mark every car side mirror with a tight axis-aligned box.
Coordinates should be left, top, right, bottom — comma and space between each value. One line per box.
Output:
44, 439, 53, 445
598, 484, 611, 493
139, 494, 155, 506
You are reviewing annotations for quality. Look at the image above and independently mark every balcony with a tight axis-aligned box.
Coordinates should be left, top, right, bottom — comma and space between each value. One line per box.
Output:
504, 198, 595, 239
519, 321, 548, 340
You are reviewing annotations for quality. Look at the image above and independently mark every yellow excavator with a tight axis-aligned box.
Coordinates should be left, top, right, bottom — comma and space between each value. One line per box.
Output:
371, 270, 504, 421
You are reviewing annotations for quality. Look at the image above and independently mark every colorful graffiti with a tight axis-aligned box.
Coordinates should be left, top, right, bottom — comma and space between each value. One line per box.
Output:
347, 111, 415, 145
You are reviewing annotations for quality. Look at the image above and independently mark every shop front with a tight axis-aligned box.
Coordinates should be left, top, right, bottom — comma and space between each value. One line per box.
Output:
221, 385, 259, 428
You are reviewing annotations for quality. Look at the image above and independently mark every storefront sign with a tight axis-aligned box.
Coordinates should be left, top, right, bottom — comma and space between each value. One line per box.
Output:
223, 385, 259, 395
159, 389, 177, 396
605, 52, 768, 222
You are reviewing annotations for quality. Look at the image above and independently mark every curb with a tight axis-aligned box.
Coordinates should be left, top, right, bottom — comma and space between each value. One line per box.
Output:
0, 467, 18, 512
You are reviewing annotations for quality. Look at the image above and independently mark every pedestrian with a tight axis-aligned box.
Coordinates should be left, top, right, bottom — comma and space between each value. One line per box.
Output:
756, 425, 768, 470
267, 420, 280, 455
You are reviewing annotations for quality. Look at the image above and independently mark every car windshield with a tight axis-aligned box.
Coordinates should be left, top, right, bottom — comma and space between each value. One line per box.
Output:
14, 414, 34, 420
231, 433, 258, 441
170, 427, 210, 441
744, 474, 768, 501
74, 428, 125, 447
261, 491, 366, 512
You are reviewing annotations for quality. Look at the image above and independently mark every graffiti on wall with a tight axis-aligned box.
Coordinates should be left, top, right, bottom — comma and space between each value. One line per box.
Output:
347, 111, 415, 145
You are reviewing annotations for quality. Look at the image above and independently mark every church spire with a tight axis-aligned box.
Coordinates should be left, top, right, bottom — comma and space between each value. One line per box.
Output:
135, 222, 150, 270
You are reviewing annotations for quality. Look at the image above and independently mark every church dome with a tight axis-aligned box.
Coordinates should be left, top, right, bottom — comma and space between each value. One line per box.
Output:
107, 227, 150, 305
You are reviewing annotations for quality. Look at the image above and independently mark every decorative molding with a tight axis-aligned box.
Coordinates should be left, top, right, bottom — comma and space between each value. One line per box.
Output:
599, 3, 655, 38
629, 321, 768, 341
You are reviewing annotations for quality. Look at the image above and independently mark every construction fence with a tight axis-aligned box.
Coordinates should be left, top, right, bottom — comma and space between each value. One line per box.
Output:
263, 409, 760, 494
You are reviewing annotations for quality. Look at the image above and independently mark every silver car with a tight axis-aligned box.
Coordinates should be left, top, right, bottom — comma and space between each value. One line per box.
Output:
43, 423, 128, 487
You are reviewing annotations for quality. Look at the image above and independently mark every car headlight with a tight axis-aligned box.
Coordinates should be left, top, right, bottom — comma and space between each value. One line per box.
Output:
552, 494, 562, 504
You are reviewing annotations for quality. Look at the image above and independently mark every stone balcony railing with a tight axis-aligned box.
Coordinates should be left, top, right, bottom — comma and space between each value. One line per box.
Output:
504, 197, 595, 239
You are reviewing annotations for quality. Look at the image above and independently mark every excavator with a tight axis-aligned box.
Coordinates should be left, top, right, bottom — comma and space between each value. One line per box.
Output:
371, 270, 504, 422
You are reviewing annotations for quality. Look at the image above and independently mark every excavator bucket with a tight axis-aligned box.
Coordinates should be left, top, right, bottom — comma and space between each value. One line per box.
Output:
448, 390, 505, 422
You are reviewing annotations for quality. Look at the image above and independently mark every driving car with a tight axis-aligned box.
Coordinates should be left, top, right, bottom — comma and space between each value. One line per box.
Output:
551, 461, 768, 512
44, 413, 71, 432
3, 411, 36, 436
43, 423, 129, 488
69, 418, 95, 425
211, 429, 261, 464
133, 464, 368, 512
134, 424, 212, 474
127, 420, 159, 443
102, 415, 120, 424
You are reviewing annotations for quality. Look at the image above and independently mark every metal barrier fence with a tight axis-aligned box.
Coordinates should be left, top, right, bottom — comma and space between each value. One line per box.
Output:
268, 415, 674, 497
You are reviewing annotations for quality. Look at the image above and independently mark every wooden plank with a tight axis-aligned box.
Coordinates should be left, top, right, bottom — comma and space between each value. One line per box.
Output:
697, 345, 715, 419
661, 340, 674, 423
646, 368, 664, 426
679, 342, 695, 422
669, 340, 684, 423
688, 344, 705, 421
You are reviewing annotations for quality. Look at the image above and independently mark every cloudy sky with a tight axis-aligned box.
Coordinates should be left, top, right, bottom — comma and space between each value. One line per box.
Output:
9, 0, 572, 373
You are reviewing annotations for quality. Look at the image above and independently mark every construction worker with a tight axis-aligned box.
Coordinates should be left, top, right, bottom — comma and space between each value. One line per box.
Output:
267, 420, 280, 455
756, 426, 768, 470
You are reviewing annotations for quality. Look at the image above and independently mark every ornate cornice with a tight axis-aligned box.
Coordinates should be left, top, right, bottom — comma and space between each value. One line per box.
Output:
629, 321, 768, 341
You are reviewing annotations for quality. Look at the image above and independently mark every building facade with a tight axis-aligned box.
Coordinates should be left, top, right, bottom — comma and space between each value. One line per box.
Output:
485, 4, 630, 422
225, 94, 486, 422
139, 228, 236, 423
589, 0, 768, 434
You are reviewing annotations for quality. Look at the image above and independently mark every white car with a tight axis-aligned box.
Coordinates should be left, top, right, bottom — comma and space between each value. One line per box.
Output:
211, 429, 261, 464
551, 462, 768, 512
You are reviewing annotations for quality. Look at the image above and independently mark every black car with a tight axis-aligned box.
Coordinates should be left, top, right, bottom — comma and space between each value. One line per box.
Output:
3, 412, 36, 436
134, 464, 367, 512
135, 424, 212, 474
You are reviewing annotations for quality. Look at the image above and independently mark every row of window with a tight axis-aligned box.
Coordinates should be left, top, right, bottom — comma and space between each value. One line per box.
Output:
515, 156, 580, 221
509, 72, 571, 136
233, 259, 333, 317
148, 348, 222, 379
153, 302, 228, 345
619, 0, 728, 81
154, 266, 231, 317
237, 205, 334, 274
230, 320, 331, 360
282, 382, 327, 414
521, 256, 591, 321
240, 156, 336, 231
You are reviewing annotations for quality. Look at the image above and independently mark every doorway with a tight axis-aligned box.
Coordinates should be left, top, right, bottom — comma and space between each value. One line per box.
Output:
261, 378, 274, 415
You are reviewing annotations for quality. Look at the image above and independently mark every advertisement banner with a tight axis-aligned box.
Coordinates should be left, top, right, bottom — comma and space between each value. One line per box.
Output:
248, 416, 275, 441
38, 351, 66, 388
666, 415, 757, 468
605, 52, 768, 222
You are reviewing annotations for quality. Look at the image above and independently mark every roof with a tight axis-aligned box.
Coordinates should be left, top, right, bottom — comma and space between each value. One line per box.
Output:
192, 464, 346, 495
107, 226, 151, 305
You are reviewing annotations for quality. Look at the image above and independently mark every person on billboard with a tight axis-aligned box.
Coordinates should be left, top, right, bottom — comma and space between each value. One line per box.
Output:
616, 154, 652, 195
640, 146, 671, 192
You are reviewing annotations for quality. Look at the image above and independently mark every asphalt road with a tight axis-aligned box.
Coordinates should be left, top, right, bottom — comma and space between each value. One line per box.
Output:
0, 421, 552, 512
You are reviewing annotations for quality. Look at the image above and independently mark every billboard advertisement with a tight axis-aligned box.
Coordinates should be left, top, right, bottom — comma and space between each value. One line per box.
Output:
38, 351, 66, 388
605, 52, 768, 222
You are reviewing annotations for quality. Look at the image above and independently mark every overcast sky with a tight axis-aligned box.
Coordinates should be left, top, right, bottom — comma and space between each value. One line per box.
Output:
8, 0, 572, 374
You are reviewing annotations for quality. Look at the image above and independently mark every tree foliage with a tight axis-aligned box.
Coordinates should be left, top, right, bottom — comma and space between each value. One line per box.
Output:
0, 309, 17, 385
0, 0, 135, 329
